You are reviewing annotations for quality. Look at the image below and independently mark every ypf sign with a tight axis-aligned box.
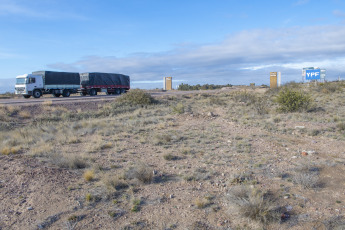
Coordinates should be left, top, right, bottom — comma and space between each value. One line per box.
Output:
306, 69, 321, 80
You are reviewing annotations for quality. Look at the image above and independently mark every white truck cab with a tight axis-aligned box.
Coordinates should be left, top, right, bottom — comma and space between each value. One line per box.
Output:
15, 74, 43, 98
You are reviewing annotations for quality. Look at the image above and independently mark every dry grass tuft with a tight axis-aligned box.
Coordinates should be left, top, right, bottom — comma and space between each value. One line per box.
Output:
292, 165, 321, 189
125, 163, 153, 184
83, 170, 95, 182
228, 186, 281, 225
1, 146, 20, 155
103, 175, 129, 190
194, 197, 211, 209
42, 100, 53, 107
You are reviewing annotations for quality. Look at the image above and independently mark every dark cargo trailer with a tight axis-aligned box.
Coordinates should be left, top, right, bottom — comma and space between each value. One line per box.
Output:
32, 71, 80, 86
79, 72, 130, 96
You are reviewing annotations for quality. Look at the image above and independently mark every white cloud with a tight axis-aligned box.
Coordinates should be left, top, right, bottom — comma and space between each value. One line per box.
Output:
333, 10, 345, 18
48, 25, 345, 84
0, 1, 34, 16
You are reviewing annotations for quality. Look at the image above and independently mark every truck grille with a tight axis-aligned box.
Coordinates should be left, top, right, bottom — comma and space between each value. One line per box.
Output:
15, 87, 25, 92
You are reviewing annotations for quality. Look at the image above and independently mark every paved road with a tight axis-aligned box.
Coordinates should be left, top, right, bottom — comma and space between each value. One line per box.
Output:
0, 88, 236, 106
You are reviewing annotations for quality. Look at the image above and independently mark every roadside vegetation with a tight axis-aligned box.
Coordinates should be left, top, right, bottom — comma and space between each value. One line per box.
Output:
177, 83, 232, 90
1, 83, 345, 229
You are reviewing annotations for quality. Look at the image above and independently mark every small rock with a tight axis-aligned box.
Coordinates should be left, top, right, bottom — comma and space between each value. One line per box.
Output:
301, 151, 308, 156
153, 170, 157, 175
286, 205, 293, 212
295, 126, 305, 129
307, 150, 316, 155
284, 196, 289, 199
207, 112, 215, 117
27, 207, 33, 211
292, 156, 297, 159
169, 194, 174, 199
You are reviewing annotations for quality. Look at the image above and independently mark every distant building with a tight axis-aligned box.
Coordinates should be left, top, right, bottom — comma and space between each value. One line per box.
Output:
163, 77, 172, 90
270, 72, 281, 88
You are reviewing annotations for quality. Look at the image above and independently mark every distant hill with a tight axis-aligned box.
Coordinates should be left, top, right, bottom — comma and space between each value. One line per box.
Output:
0, 78, 15, 93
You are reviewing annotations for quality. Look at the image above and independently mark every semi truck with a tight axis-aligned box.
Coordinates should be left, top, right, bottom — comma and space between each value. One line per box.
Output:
79, 72, 130, 96
15, 71, 130, 98
15, 71, 80, 98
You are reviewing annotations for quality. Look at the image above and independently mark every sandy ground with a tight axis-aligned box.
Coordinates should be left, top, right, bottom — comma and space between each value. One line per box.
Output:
0, 87, 344, 230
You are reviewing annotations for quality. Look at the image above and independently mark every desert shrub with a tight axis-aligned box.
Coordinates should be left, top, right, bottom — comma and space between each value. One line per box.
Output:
292, 165, 321, 189
321, 215, 345, 230
54, 154, 88, 169
208, 96, 227, 106
317, 82, 343, 94
283, 81, 301, 89
252, 96, 270, 115
171, 103, 185, 114
117, 89, 155, 106
233, 91, 257, 105
103, 175, 129, 190
230, 172, 257, 185
125, 163, 153, 184
336, 123, 345, 132
131, 199, 141, 212
194, 197, 212, 209
293, 173, 319, 189
309, 129, 321, 136
184, 167, 212, 181
163, 153, 179, 161
177, 83, 232, 91
0, 92, 17, 99
276, 88, 312, 112
154, 134, 182, 145
228, 186, 280, 225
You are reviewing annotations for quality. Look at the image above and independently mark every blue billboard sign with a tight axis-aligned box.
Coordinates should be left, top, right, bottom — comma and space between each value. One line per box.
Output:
306, 69, 321, 80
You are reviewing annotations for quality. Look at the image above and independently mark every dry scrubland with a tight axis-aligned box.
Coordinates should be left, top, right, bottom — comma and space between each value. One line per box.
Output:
0, 82, 345, 230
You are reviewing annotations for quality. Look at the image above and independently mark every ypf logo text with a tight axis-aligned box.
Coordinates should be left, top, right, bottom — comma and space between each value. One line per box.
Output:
306, 70, 321, 80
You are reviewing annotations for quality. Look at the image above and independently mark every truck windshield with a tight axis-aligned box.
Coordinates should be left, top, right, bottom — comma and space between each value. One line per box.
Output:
16, 78, 27, 84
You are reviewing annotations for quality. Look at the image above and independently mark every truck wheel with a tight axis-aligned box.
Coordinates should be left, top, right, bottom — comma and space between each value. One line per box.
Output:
33, 90, 41, 98
53, 93, 61, 97
89, 89, 97, 96
120, 89, 126, 94
23, 95, 31, 99
80, 92, 87, 96
115, 88, 121, 94
62, 90, 70, 97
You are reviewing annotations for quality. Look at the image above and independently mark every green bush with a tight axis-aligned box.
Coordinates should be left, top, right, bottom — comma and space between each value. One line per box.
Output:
117, 89, 155, 106
171, 103, 185, 114
276, 89, 312, 112
177, 83, 232, 91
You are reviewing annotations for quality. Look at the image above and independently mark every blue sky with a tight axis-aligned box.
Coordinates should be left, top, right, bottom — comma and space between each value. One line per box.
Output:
1, 0, 345, 89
